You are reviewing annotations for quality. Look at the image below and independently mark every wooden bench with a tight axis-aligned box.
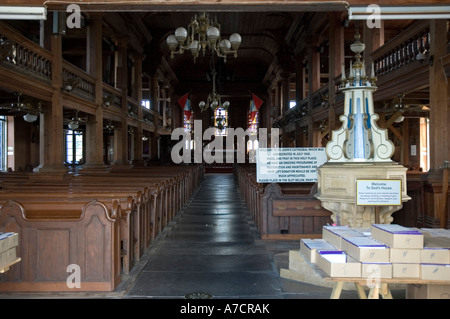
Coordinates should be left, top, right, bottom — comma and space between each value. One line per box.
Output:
0, 165, 204, 292
0, 185, 141, 274
235, 165, 332, 240
0, 198, 122, 292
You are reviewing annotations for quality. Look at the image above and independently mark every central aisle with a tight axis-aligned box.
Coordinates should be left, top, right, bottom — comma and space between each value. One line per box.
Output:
125, 173, 285, 298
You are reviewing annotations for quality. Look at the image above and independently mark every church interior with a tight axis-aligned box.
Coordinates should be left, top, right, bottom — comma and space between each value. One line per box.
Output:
0, 1, 449, 299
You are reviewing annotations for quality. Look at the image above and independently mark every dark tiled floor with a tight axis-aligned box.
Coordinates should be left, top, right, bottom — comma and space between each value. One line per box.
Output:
123, 174, 402, 299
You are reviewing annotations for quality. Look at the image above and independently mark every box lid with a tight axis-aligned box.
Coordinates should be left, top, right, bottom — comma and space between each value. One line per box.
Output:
344, 236, 387, 248
372, 224, 422, 235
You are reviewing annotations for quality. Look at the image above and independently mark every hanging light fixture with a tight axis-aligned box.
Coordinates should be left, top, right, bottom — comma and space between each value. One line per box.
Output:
198, 57, 230, 113
23, 113, 38, 122
166, 12, 242, 63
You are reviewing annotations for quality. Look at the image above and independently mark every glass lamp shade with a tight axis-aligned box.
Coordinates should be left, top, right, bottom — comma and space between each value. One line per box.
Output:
219, 39, 231, 53
189, 40, 200, 55
229, 33, 242, 49
199, 101, 206, 108
210, 100, 219, 109
166, 34, 178, 50
222, 101, 230, 109
68, 122, 79, 130
174, 27, 188, 44
350, 39, 365, 54
206, 26, 220, 44
23, 113, 37, 122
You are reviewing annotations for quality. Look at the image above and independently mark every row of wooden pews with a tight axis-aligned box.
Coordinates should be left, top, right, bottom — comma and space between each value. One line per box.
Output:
0, 165, 203, 292
235, 165, 332, 240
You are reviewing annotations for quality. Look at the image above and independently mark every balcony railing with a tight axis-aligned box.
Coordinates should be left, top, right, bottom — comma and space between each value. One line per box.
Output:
372, 20, 430, 77
0, 21, 157, 128
0, 23, 52, 83
62, 62, 96, 102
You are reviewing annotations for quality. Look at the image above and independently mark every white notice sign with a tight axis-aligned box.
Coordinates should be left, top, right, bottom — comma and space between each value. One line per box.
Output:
256, 147, 327, 183
356, 179, 402, 206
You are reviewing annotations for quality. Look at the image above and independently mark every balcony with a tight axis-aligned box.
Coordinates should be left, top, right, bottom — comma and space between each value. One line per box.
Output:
0, 21, 160, 130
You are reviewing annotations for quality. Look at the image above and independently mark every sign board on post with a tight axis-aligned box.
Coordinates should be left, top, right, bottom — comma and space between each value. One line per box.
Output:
256, 147, 327, 183
356, 179, 402, 206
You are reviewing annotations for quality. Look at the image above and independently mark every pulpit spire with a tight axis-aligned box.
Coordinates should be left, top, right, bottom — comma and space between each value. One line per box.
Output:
326, 28, 394, 163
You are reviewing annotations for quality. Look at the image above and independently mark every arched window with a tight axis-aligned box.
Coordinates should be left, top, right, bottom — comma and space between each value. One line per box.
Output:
184, 112, 193, 133
248, 108, 259, 134
214, 107, 228, 136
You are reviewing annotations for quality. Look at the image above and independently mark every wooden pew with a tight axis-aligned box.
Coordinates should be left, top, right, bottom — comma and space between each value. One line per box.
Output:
0, 186, 139, 274
235, 165, 332, 240
0, 198, 122, 292
0, 165, 203, 292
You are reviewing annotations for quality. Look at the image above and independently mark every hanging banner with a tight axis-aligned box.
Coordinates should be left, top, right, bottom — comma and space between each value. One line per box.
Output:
256, 147, 327, 183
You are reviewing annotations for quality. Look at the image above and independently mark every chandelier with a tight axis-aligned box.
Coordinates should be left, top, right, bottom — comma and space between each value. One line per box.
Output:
166, 12, 242, 63
198, 57, 230, 113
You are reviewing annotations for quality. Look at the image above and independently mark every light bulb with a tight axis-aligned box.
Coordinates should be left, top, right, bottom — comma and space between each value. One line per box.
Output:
206, 26, 220, 44
174, 27, 188, 44
229, 33, 241, 49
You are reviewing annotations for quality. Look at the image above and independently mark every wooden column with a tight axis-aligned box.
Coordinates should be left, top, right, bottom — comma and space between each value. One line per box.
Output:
112, 35, 130, 166
83, 13, 109, 172
425, 19, 450, 228
294, 55, 305, 104
132, 53, 145, 166
429, 20, 449, 171
33, 33, 66, 174
307, 35, 320, 146
328, 13, 344, 132
150, 75, 160, 161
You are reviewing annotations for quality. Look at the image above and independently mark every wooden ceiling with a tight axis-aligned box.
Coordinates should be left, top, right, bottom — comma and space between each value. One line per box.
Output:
139, 11, 309, 92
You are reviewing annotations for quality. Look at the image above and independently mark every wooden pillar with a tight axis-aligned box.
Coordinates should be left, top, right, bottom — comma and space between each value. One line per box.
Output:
294, 55, 305, 104
33, 33, 66, 174
112, 36, 130, 166
328, 13, 344, 132
308, 35, 321, 96
429, 20, 449, 171
307, 35, 320, 146
425, 19, 450, 228
83, 13, 109, 172
150, 75, 160, 161
132, 53, 145, 166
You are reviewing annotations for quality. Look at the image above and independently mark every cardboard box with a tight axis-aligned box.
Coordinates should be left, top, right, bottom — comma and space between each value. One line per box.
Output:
421, 248, 450, 265
371, 224, 424, 249
300, 239, 338, 263
420, 228, 450, 239
322, 226, 366, 249
0, 232, 18, 254
361, 263, 393, 279
421, 264, 450, 281
392, 263, 420, 278
406, 284, 450, 299
315, 250, 361, 278
390, 249, 421, 263
421, 236, 450, 264
341, 236, 390, 263
0, 247, 17, 267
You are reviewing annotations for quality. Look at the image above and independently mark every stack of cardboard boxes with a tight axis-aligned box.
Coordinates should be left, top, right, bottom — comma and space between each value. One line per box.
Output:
0, 232, 19, 272
300, 224, 450, 282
